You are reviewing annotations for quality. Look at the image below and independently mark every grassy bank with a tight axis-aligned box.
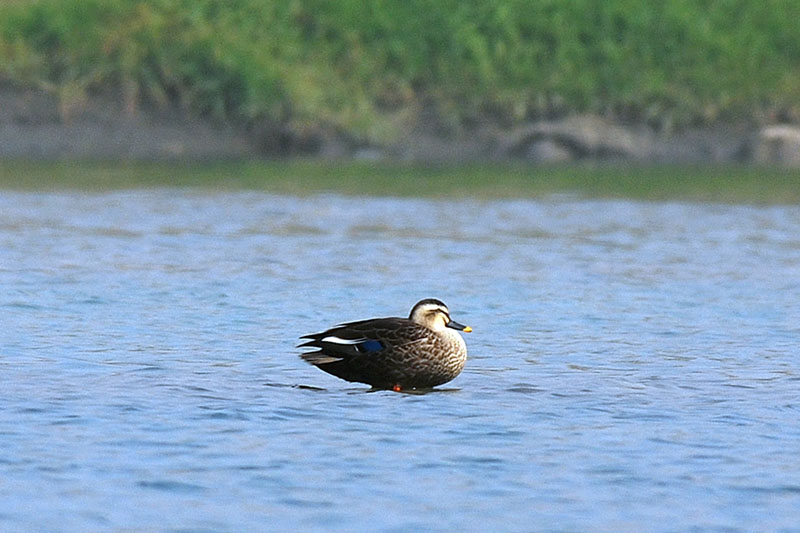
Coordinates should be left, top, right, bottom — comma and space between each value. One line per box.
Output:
2, 160, 799, 204
1, 0, 799, 145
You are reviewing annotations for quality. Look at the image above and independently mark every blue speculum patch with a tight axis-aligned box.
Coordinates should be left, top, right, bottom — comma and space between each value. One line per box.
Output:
358, 340, 384, 353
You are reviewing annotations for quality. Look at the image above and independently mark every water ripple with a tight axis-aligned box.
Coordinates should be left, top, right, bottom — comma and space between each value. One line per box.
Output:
1, 191, 799, 531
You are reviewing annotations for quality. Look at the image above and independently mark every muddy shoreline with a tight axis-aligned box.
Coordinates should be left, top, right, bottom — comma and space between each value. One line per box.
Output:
1, 84, 798, 166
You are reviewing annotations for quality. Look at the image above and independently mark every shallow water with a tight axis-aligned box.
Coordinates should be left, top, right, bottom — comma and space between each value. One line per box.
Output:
1, 189, 799, 531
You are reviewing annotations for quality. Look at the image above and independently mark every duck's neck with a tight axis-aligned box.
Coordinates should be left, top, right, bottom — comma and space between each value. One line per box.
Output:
439, 327, 467, 354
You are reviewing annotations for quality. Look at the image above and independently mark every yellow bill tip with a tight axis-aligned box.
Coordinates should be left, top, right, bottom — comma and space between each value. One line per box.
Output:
463, 326, 473, 333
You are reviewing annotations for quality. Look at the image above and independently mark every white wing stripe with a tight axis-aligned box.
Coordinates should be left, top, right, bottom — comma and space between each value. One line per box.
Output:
321, 336, 368, 345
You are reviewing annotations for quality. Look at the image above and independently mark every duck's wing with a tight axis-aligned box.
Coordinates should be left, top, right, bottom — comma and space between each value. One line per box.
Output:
299, 317, 426, 364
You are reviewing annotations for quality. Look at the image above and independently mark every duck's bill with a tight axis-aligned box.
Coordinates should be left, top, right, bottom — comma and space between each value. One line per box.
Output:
447, 319, 472, 333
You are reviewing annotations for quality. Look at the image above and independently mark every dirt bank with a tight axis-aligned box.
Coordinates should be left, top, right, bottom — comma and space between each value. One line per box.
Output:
1, 84, 798, 166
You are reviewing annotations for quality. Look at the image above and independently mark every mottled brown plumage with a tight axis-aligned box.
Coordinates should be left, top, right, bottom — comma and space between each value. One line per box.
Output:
299, 299, 471, 390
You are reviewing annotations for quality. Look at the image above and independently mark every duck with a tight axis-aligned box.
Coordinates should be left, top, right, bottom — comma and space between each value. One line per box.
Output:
299, 298, 471, 391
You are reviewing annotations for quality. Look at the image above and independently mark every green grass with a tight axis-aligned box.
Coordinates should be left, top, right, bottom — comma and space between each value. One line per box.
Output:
1, 0, 799, 143
2, 160, 799, 204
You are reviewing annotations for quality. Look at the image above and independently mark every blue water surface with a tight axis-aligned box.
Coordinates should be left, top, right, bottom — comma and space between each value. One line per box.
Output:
1, 189, 799, 531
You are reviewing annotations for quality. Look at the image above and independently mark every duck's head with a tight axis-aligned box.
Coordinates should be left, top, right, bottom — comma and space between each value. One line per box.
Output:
409, 298, 472, 333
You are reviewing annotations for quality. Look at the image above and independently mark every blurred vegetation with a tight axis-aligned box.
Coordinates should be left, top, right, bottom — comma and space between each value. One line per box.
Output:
3, 160, 800, 204
1, 0, 800, 143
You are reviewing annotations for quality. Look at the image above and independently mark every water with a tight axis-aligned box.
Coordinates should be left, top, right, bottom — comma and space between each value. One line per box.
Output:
2, 189, 799, 531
